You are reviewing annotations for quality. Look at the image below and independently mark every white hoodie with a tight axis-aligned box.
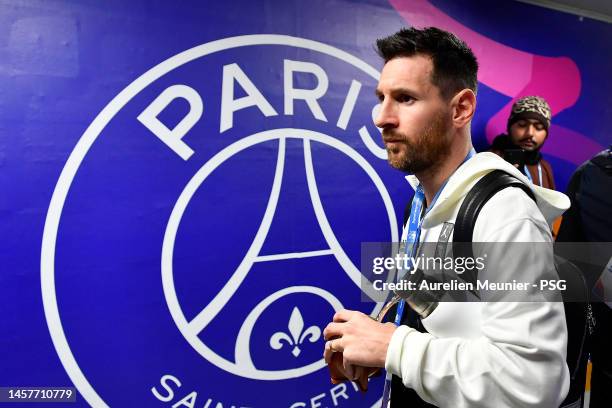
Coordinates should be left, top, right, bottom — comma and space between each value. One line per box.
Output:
385, 152, 571, 408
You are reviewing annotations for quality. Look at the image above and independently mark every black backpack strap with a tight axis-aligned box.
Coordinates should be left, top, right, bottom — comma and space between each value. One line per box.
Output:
452, 170, 536, 286
453, 170, 535, 247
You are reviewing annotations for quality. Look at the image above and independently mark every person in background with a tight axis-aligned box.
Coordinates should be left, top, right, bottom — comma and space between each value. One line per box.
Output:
557, 147, 612, 408
490, 96, 556, 189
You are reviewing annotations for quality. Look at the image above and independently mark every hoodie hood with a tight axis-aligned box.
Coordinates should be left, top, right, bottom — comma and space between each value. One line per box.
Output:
405, 152, 570, 228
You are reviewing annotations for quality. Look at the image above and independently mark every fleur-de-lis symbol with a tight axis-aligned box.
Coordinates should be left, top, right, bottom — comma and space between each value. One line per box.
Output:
269, 307, 321, 357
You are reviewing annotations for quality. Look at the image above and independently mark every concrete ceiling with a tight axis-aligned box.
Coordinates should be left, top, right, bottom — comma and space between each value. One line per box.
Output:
516, 0, 612, 23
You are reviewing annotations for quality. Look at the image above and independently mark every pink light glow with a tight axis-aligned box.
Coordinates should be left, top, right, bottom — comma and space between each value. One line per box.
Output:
388, 0, 602, 165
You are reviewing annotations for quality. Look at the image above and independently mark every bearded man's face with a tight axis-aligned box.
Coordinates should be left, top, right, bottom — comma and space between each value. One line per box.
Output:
375, 55, 453, 174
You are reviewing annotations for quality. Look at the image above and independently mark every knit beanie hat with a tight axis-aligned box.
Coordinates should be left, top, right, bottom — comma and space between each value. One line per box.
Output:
507, 96, 552, 132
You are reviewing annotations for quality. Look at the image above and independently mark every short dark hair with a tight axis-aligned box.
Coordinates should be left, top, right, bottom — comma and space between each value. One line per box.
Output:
376, 27, 478, 100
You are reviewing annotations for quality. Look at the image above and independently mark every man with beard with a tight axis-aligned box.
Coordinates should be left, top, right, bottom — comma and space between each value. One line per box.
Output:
490, 96, 556, 189
323, 27, 570, 407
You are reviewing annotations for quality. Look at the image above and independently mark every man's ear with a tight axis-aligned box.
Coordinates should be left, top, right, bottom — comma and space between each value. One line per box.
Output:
450, 89, 476, 128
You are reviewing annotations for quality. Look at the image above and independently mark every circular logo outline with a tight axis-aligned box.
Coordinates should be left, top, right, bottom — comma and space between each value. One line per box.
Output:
41, 34, 386, 407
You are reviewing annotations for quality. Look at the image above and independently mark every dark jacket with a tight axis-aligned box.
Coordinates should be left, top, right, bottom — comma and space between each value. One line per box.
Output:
489, 134, 556, 190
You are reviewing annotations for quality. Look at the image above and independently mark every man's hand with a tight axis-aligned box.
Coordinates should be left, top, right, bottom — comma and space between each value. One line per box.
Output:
323, 309, 397, 368
327, 350, 374, 391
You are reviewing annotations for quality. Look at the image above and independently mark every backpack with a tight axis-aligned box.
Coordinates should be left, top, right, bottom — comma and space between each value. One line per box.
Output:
453, 170, 591, 408
395, 170, 591, 408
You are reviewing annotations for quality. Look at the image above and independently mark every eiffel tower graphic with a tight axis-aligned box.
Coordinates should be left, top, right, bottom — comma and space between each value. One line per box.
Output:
162, 128, 398, 380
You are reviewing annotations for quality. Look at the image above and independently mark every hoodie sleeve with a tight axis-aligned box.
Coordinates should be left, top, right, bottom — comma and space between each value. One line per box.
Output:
385, 187, 570, 408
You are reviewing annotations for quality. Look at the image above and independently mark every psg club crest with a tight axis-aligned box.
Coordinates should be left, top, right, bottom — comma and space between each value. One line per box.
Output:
42, 35, 401, 407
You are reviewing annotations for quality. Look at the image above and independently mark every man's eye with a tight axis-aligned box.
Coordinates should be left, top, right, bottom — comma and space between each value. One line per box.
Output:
398, 94, 414, 103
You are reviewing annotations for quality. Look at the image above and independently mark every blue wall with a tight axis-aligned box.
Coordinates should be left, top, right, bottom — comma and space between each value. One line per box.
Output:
1, 1, 609, 406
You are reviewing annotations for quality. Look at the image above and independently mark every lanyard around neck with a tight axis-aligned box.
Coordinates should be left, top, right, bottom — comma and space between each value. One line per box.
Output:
523, 163, 543, 187
380, 148, 476, 408
403, 147, 476, 247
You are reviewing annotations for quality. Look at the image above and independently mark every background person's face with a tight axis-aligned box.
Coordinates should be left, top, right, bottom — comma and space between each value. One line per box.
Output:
374, 55, 452, 173
509, 119, 547, 151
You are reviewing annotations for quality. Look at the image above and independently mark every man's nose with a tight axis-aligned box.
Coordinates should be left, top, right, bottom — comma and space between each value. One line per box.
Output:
374, 102, 399, 129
